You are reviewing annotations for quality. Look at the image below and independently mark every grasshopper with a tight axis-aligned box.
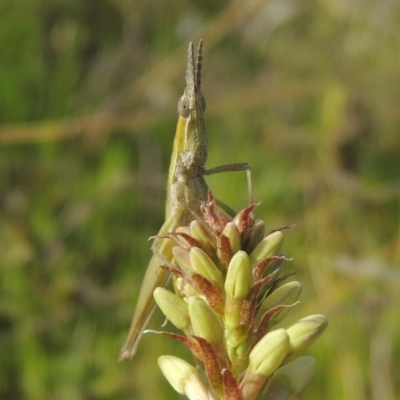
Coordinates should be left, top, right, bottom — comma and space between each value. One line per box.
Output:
119, 41, 251, 361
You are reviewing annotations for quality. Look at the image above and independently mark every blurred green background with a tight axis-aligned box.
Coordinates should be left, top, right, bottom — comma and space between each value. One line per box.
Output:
1, 0, 399, 399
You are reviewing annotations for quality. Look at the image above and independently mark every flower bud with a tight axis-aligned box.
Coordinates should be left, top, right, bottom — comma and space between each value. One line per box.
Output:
240, 329, 289, 399
154, 287, 190, 330
190, 247, 224, 289
260, 281, 302, 323
287, 314, 328, 355
249, 231, 283, 265
224, 251, 254, 335
158, 356, 212, 400
188, 296, 224, 344
225, 251, 253, 300
264, 356, 316, 399
221, 222, 241, 254
248, 329, 289, 377
189, 220, 216, 255
172, 246, 192, 273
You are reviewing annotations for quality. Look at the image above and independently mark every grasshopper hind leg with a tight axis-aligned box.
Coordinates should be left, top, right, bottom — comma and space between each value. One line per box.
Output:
203, 162, 253, 206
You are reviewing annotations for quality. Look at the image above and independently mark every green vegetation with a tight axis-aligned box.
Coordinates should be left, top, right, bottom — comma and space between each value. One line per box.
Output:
1, 1, 399, 399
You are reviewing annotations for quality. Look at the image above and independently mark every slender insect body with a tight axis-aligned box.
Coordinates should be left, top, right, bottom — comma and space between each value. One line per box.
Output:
119, 42, 209, 361
166, 41, 208, 222
119, 40, 252, 361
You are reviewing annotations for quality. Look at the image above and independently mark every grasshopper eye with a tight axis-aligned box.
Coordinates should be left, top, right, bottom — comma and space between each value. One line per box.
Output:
178, 95, 190, 118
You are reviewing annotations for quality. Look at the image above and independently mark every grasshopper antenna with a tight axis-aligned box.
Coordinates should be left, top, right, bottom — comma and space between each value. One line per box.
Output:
186, 42, 195, 91
195, 40, 203, 90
